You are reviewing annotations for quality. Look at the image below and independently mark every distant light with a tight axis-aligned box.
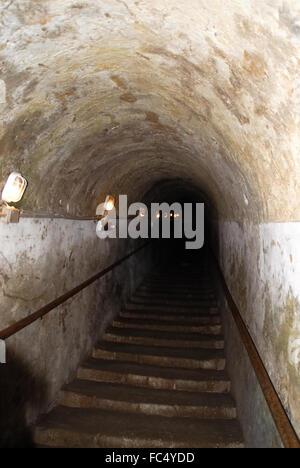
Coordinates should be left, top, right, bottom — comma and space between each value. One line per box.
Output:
1, 172, 27, 203
104, 195, 115, 212
156, 213, 160, 219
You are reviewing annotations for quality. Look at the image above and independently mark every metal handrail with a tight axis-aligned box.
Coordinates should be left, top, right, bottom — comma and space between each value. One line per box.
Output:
212, 251, 300, 449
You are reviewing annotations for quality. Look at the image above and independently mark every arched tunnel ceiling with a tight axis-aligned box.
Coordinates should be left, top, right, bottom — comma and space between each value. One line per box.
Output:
0, 0, 299, 221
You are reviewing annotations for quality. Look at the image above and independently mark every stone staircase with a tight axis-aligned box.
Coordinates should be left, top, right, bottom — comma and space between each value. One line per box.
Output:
34, 265, 244, 448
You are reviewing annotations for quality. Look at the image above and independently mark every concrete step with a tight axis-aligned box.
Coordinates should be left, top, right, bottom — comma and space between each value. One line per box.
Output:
139, 279, 213, 285
142, 280, 212, 286
112, 317, 222, 335
119, 310, 221, 323
125, 303, 218, 313
141, 272, 211, 277
141, 276, 215, 288
60, 380, 237, 419
34, 406, 244, 448
104, 327, 225, 349
77, 358, 231, 393
129, 297, 218, 307
144, 273, 211, 279
93, 342, 226, 370
135, 290, 216, 300
141, 276, 212, 282
138, 289, 216, 298
141, 282, 214, 291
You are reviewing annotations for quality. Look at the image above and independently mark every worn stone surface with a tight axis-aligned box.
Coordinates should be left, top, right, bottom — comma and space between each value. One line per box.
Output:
33, 406, 244, 448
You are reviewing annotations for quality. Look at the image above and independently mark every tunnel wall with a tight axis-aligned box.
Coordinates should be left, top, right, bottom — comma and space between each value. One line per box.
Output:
0, 217, 153, 447
212, 263, 283, 448
216, 286, 283, 448
212, 219, 300, 445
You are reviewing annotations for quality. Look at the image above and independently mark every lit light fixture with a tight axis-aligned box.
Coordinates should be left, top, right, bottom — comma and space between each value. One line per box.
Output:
96, 195, 115, 220
104, 195, 115, 212
2, 172, 27, 203
0, 172, 27, 224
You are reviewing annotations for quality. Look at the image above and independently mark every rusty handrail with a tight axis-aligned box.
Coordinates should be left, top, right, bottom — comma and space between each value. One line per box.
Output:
211, 251, 300, 449
0, 242, 150, 341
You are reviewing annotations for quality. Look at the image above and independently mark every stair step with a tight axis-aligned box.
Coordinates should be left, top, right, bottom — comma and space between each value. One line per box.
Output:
146, 273, 209, 279
93, 342, 226, 370
129, 298, 217, 307
141, 284, 214, 292
144, 274, 213, 287
112, 317, 222, 335
134, 295, 216, 303
136, 289, 215, 297
34, 406, 244, 448
144, 275, 211, 281
104, 327, 224, 349
60, 380, 237, 419
122, 306, 219, 317
135, 288, 215, 295
141, 283, 215, 295
119, 310, 221, 323
125, 303, 219, 314
77, 358, 231, 393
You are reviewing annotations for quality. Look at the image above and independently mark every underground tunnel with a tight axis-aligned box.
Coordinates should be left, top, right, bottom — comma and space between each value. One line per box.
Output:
0, 0, 299, 449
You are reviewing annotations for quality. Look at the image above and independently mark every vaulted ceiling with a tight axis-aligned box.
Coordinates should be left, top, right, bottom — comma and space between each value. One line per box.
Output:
0, 0, 299, 221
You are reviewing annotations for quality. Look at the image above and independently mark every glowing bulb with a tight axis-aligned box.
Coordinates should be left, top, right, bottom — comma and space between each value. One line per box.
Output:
156, 213, 160, 219
104, 195, 115, 212
1, 172, 27, 203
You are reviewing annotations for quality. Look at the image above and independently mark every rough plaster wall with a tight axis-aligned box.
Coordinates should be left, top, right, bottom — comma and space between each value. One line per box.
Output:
225, 305, 284, 448
217, 220, 300, 441
0, 218, 153, 446
212, 268, 283, 447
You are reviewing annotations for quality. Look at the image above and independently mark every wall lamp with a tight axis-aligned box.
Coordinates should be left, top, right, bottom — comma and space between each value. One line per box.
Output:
96, 195, 115, 219
103, 195, 115, 213
95, 195, 116, 235
0, 172, 27, 223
